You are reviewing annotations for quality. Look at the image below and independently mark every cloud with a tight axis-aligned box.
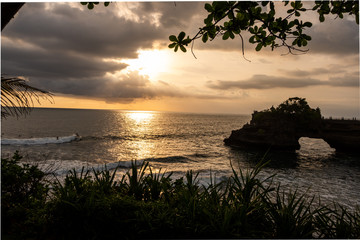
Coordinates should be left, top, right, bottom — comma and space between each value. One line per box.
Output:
1, 2, 204, 103
133, 2, 204, 28
329, 72, 360, 87
1, 2, 358, 107
25, 70, 187, 104
307, 17, 359, 56
1, 36, 126, 79
2, 3, 165, 59
207, 74, 359, 90
282, 67, 345, 77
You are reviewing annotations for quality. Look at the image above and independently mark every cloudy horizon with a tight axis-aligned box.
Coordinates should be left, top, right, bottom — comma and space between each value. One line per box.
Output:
1, 2, 359, 117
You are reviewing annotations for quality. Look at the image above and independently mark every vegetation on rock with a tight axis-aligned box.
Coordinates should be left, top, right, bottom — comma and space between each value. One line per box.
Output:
251, 97, 322, 132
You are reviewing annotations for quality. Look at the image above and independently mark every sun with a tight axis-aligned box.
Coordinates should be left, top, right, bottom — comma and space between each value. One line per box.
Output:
121, 49, 171, 80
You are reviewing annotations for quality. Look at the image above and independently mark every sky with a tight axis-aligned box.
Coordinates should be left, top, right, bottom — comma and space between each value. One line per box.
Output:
1, 1, 359, 117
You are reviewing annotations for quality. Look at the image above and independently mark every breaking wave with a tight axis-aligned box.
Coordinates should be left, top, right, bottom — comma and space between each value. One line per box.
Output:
1, 134, 81, 145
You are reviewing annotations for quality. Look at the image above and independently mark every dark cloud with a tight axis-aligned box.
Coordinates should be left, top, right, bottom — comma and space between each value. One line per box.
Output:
135, 2, 205, 28
329, 72, 359, 87
1, 2, 204, 103
1, 37, 125, 79
2, 3, 164, 59
207, 75, 325, 89
207, 74, 359, 90
26, 70, 192, 104
308, 17, 359, 56
282, 67, 346, 77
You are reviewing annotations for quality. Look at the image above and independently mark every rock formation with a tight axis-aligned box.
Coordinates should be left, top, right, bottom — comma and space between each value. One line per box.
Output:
224, 97, 360, 153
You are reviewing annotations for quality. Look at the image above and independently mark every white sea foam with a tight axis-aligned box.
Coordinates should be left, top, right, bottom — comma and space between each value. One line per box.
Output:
1, 134, 80, 145
30, 159, 145, 176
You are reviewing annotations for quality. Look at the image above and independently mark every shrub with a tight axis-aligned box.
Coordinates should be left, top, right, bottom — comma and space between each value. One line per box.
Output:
2, 152, 360, 239
1, 151, 49, 238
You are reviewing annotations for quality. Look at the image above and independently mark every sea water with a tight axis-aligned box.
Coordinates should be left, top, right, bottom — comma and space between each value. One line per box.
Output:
1, 108, 359, 210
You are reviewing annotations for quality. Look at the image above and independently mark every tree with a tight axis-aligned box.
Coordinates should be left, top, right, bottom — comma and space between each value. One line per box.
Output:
168, 1, 359, 58
1, 3, 53, 119
1, 3, 25, 31
251, 97, 322, 132
1, 76, 53, 119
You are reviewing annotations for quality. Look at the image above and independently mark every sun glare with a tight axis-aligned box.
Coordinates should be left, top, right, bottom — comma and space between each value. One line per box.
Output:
121, 50, 171, 80
126, 111, 155, 124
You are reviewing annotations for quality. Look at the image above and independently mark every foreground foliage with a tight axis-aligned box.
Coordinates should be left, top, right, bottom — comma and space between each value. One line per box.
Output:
2, 152, 359, 239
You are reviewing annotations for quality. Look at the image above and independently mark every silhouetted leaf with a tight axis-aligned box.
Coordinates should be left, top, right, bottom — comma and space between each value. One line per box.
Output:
204, 14, 213, 25
168, 1, 358, 56
205, 3, 213, 12
256, 43, 262, 51
202, 34, 208, 43
180, 45, 187, 52
168, 43, 177, 48
237, 12, 244, 20
303, 34, 311, 41
178, 32, 186, 41
229, 31, 235, 39
303, 22, 312, 27
169, 35, 177, 42
249, 35, 256, 43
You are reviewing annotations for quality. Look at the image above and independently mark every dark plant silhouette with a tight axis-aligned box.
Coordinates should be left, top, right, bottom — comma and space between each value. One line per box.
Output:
2, 153, 360, 239
1, 76, 53, 118
1, 3, 53, 118
169, 1, 359, 58
1, 2, 25, 31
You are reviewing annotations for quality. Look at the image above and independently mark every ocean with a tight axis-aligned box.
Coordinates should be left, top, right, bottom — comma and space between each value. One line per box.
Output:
1, 108, 359, 210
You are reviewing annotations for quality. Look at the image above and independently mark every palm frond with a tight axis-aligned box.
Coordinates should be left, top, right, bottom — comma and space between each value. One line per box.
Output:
1, 75, 53, 118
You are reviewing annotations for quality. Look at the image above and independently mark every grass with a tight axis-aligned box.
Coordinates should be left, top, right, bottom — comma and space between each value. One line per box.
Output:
2, 151, 360, 239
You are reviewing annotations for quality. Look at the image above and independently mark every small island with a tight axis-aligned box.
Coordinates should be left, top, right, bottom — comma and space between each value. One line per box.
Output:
224, 97, 360, 153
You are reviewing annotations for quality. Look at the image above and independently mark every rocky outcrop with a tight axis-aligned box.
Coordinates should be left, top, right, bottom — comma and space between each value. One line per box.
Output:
224, 98, 360, 153
224, 119, 360, 153
321, 120, 360, 152
224, 123, 301, 150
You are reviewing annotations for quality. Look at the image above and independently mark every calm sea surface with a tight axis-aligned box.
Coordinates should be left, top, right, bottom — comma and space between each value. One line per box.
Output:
1, 108, 359, 209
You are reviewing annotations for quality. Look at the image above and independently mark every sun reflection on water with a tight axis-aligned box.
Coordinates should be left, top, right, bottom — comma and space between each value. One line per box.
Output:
125, 111, 155, 124
123, 111, 157, 161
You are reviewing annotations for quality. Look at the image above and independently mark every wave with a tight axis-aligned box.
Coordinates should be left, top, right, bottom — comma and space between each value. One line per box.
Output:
81, 133, 192, 142
1, 134, 81, 145
32, 159, 145, 176
30, 155, 195, 176
100, 160, 145, 170
144, 155, 191, 163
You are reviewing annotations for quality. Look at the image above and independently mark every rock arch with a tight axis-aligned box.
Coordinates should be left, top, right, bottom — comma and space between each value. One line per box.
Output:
224, 98, 360, 153
224, 119, 360, 153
